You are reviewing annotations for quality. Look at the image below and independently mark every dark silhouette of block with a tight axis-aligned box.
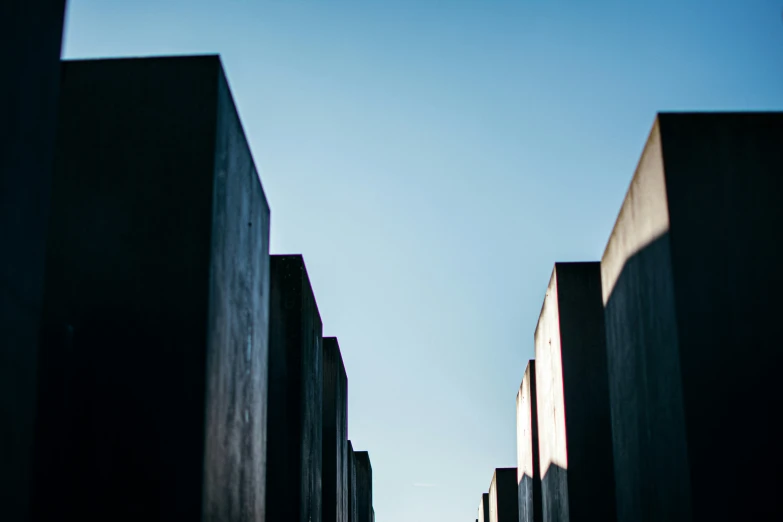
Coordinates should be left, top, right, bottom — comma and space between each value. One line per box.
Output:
348, 440, 358, 522
0, 2, 66, 520
355, 451, 373, 522
517, 361, 542, 522
266, 255, 323, 522
323, 337, 348, 522
478, 492, 490, 522
33, 55, 270, 522
489, 468, 518, 522
602, 112, 783, 522
535, 263, 616, 522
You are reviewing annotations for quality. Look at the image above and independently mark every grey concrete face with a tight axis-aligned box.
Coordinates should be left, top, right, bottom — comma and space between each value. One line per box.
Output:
478, 492, 490, 522
354, 451, 373, 522
535, 263, 616, 522
267, 255, 324, 522
601, 112, 783, 522
323, 338, 349, 522
32, 56, 270, 522
347, 441, 358, 522
517, 361, 542, 522
489, 468, 518, 522
0, 2, 66, 521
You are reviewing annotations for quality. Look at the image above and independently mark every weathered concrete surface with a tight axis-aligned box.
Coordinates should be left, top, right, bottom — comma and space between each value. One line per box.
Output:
0, 2, 66, 521
517, 361, 542, 522
323, 337, 348, 522
347, 440, 358, 522
267, 255, 324, 522
355, 451, 373, 522
32, 56, 270, 522
478, 492, 490, 522
488, 468, 518, 522
602, 112, 783, 522
535, 263, 615, 522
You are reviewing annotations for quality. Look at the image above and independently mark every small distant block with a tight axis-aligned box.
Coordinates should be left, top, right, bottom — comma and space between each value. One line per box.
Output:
489, 468, 518, 522
517, 360, 542, 522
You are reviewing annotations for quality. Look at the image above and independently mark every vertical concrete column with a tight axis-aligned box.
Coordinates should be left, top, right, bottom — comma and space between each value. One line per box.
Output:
33, 56, 270, 522
517, 361, 542, 522
488, 468, 518, 522
601, 112, 783, 522
355, 451, 373, 522
0, 2, 67, 521
535, 263, 616, 522
478, 492, 490, 522
267, 254, 324, 522
347, 440, 358, 522
323, 337, 348, 522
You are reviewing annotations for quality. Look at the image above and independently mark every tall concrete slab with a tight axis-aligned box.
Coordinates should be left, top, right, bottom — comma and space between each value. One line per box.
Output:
516, 361, 542, 522
601, 112, 783, 522
323, 338, 348, 522
535, 263, 616, 522
0, 2, 67, 520
347, 440, 358, 522
355, 451, 373, 522
488, 468, 518, 522
32, 56, 270, 522
267, 255, 324, 522
478, 492, 490, 522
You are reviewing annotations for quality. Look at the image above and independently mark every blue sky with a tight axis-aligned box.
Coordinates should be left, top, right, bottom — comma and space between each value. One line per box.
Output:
62, 1, 783, 520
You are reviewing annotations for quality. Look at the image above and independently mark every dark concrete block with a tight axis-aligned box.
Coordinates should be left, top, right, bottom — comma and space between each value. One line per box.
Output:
355, 451, 373, 522
0, 2, 66, 520
266, 255, 324, 522
516, 361, 542, 522
535, 263, 616, 522
601, 112, 783, 522
348, 440, 358, 522
323, 337, 348, 522
478, 492, 490, 522
489, 468, 518, 522
32, 56, 270, 522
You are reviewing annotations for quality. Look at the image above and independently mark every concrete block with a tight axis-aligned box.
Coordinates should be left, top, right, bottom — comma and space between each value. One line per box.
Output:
516, 361, 542, 522
534, 263, 616, 522
355, 451, 373, 522
348, 440, 358, 522
33, 56, 270, 522
0, 2, 66, 520
489, 468, 518, 522
478, 492, 490, 522
323, 337, 348, 522
267, 255, 324, 522
601, 112, 783, 522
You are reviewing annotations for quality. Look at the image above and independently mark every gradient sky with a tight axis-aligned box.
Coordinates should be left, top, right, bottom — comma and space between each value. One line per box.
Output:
61, 1, 783, 520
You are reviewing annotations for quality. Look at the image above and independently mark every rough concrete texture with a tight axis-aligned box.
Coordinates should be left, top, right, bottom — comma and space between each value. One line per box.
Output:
535, 263, 616, 522
0, 2, 66, 521
489, 468, 518, 522
517, 360, 542, 522
355, 451, 373, 522
601, 112, 783, 522
478, 492, 490, 522
267, 255, 324, 522
32, 56, 270, 522
348, 440, 358, 522
323, 337, 349, 522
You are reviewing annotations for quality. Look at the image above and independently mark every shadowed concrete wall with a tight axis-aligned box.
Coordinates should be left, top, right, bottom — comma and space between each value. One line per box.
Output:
267, 255, 324, 522
0, 2, 66, 520
323, 338, 348, 522
355, 451, 373, 522
348, 440, 358, 522
517, 361, 542, 522
488, 468, 518, 522
602, 112, 783, 522
535, 263, 616, 522
478, 492, 490, 522
33, 56, 270, 522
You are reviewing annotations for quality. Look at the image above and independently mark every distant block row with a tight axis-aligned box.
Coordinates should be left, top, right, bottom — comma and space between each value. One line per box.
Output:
5, 55, 377, 522
479, 112, 783, 522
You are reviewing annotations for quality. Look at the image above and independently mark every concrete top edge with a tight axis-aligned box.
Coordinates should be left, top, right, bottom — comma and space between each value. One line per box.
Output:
62, 54, 221, 64
656, 110, 783, 117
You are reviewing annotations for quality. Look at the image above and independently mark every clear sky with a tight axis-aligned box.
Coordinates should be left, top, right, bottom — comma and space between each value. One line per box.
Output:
62, 1, 783, 520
